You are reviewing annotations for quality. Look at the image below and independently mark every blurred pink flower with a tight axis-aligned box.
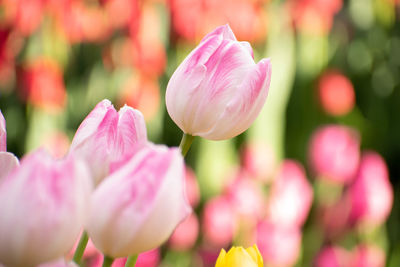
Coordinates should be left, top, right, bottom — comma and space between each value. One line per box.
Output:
185, 167, 201, 208
349, 152, 393, 227
0, 149, 92, 267
169, 213, 199, 251
202, 196, 236, 248
86, 143, 191, 258
256, 220, 302, 267
318, 70, 355, 116
166, 24, 271, 141
350, 244, 386, 267
240, 141, 276, 182
70, 99, 147, 185
226, 176, 265, 219
267, 160, 313, 228
314, 246, 350, 267
309, 125, 360, 184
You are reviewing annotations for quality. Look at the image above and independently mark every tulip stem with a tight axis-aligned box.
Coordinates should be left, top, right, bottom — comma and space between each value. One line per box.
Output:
125, 255, 138, 267
179, 133, 195, 157
72, 231, 89, 264
102, 255, 114, 267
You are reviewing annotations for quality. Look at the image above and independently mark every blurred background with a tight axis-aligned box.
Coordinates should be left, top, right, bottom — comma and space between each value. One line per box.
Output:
0, 0, 399, 266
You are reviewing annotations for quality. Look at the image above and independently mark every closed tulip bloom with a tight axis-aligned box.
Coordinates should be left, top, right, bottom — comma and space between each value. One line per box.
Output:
166, 24, 271, 140
0, 111, 5, 151
0, 149, 92, 267
70, 99, 147, 185
216, 245, 263, 267
86, 143, 191, 258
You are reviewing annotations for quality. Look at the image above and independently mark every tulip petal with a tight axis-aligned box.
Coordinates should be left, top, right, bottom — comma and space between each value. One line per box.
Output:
115, 105, 147, 156
200, 58, 271, 140
0, 152, 19, 181
201, 24, 237, 43
70, 99, 115, 150
225, 247, 258, 267
215, 249, 227, 267
0, 111, 5, 152
246, 245, 263, 267
87, 145, 191, 258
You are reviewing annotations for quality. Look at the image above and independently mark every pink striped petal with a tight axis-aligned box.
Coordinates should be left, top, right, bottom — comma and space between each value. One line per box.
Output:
0, 111, 6, 152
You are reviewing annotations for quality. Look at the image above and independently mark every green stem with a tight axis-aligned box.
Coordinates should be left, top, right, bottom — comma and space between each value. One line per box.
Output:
72, 231, 89, 265
125, 255, 138, 267
102, 255, 114, 267
179, 133, 195, 157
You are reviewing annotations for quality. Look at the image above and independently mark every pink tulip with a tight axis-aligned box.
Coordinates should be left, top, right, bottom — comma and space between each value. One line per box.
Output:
166, 24, 271, 140
169, 213, 199, 251
0, 149, 92, 267
256, 220, 302, 267
350, 244, 386, 267
349, 152, 393, 227
0, 111, 6, 152
86, 143, 191, 258
70, 99, 147, 185
202, 196, 236, 248
267, 160, 313, 228
309, 125, 360, 184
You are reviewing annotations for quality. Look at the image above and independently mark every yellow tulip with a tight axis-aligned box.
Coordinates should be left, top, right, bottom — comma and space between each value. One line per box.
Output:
215, 245, 263, 267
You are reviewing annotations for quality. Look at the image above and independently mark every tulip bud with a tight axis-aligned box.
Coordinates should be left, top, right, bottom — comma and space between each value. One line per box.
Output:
166, 24, 271, 140
216, 245, 263, 267
0, 111, 6, 152
0, 149, 92, 267
309, 125, 360, 184
86, 143, 191, 258
70, 99, 147, 185
349, 152, 393, 227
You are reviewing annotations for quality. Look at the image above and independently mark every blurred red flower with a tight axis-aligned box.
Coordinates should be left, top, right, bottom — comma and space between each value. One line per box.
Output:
318, 70, 355, 116
18, 59, 67, 112
168, 0, 267, 42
